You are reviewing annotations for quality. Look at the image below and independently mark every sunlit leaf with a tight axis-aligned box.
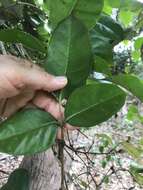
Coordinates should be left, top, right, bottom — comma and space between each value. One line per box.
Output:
110, 74, 143, 102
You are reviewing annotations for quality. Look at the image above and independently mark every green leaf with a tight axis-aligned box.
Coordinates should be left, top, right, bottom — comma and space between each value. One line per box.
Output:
0, 29, 46, 53
80, 180, 88, 188
47, 0, 77, 28
101, 160, 107, 168
127, 105, 143, 124
103, 176, 109, 184
0, 2, 23, 23
94, 56, 111, 75
122, 0, 143, 12
65, 83, 126, 127
130, 163, 143, 174
103, 0, 113, 15
74, 0, 104, 29
134, 37, 143, 50
139, 138, 143, 146
119, 10, 134, 27
110, 74, 143, 102
105, 0, 143, 12
90, 14, 124, 62
0, 108, 58, 155
122, 142, 142, 159
127, 105, 140, 121
130, 164, 143, 185
1, 169, 29, 190
131, 172, 143, 185
45, 16, 92, 97
99, 146, 104, 153
131, 50, 141, 61
96, 133, 113, 145
96, 14, 124, 42
105, 0, 120, 8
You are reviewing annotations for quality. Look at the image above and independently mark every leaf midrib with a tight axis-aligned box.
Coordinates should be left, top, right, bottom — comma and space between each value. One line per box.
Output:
64, 18, 72, 76
0, 121, 58, 140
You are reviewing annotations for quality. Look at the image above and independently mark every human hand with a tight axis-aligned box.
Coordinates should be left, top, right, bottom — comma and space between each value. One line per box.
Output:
0, 55, 74, 138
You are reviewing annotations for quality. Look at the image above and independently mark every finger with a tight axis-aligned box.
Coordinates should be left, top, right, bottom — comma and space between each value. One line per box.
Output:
0, 76, 21, 98
33, 91, 64, 120
20, 62, 68, 92
33, 92, 77, 139
0, 55, 67, 98
0, 99, 7, 115
2, 90, 34, 118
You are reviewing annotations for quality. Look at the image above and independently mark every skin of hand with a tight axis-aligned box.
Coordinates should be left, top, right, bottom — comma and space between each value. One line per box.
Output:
0, 55, 75, 138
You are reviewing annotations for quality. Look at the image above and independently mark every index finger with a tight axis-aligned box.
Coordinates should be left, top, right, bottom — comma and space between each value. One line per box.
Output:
21, 64, 67, 92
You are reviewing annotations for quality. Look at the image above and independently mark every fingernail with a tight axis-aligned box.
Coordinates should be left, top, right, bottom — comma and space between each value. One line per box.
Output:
55, 76, 67, 84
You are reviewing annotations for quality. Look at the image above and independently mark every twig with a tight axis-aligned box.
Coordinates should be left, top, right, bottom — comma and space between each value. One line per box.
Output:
65, 144, 121, 156
0, 170, 9, 175
76, 129, 89, 139
58, 93, 65, 190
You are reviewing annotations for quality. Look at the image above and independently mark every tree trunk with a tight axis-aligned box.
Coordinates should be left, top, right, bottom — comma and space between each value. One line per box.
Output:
20, 132, 78, 190
20, 149, 61, 190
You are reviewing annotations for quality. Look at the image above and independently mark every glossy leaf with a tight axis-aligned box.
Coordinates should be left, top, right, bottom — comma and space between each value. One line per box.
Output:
45, 16, 92, 97
1, 169, 29, 190
65, 83, 126, 127
94, 56, 111, 75
47, 0, 77, 28
0, 108, 58, 155
0, 29, 46, 53
90, 14, 124, 62
96, 14, 124, 42
110, 74, 143, 102
74, 0, 104, 29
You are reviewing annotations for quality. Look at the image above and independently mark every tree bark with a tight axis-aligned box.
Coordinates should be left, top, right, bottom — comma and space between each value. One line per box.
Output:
20, 149, 61, 190
20, 131, 78, 190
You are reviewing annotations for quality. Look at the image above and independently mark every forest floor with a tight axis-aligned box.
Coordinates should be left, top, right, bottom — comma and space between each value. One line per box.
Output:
0, 98, 143, 190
